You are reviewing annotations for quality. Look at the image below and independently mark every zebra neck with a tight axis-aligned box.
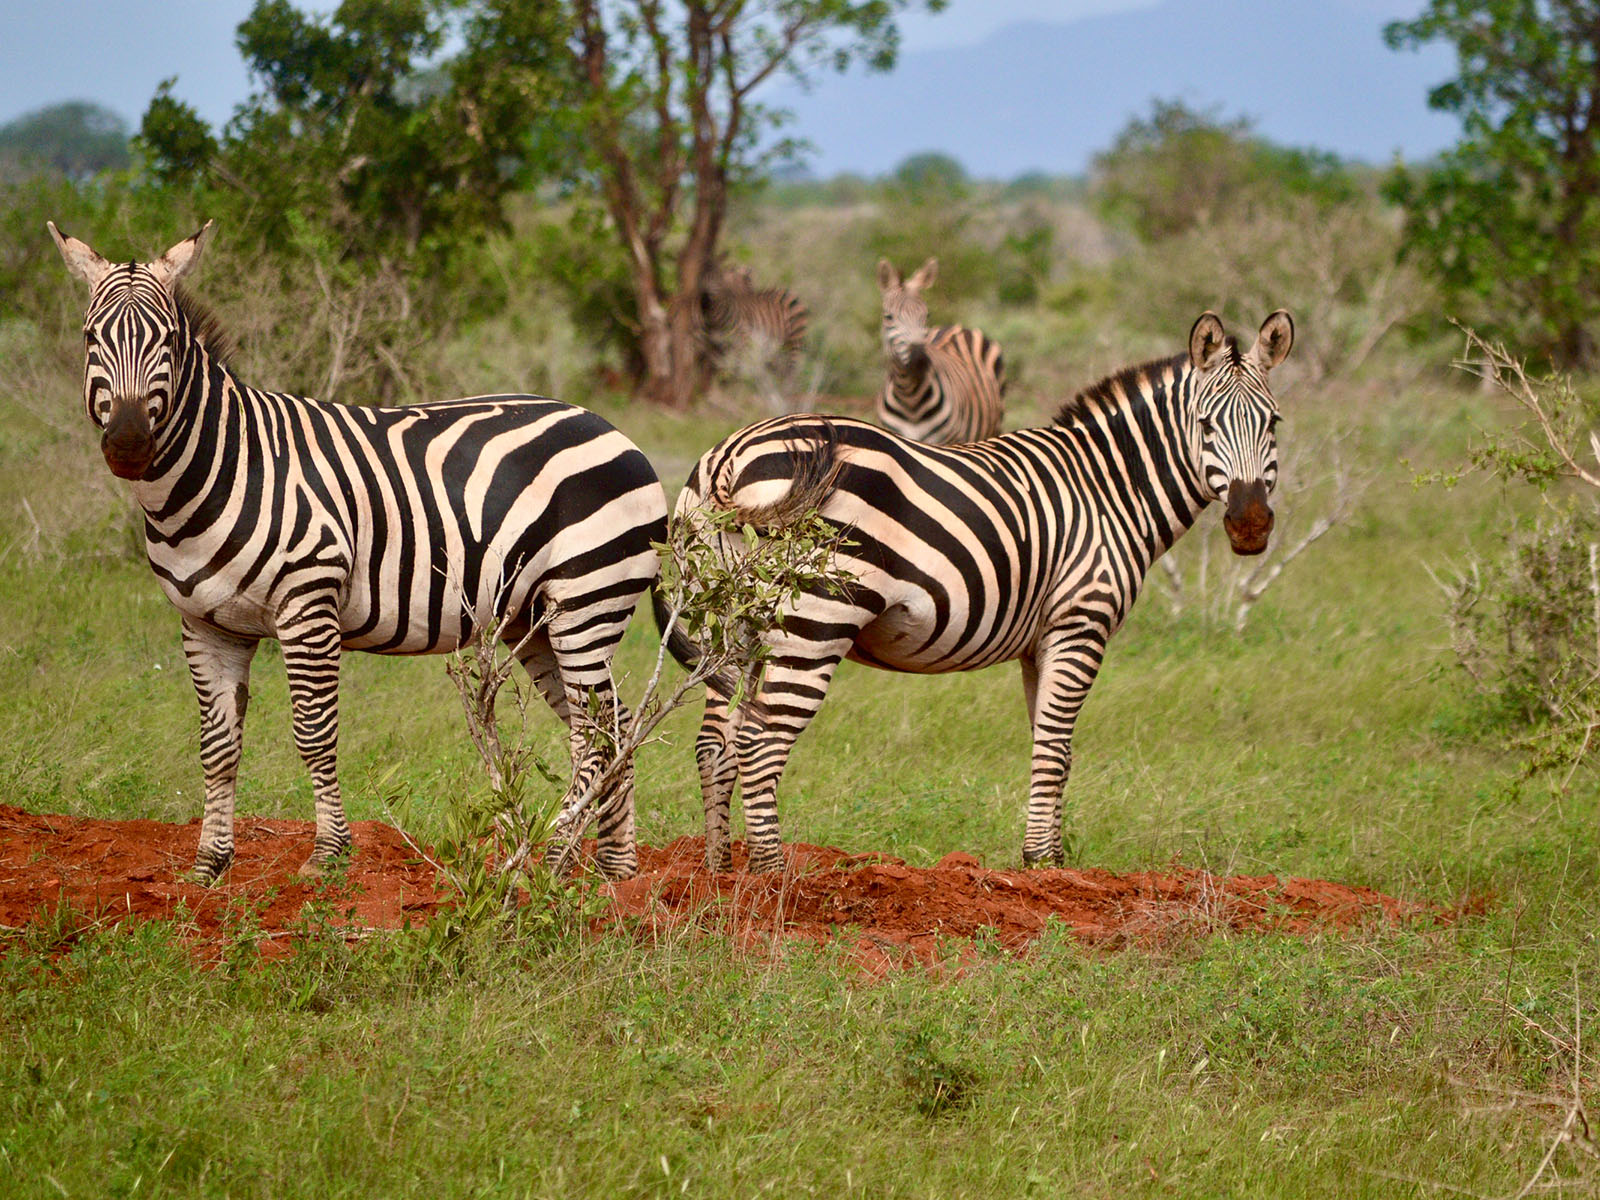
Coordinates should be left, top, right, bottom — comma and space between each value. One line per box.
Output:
129, 336, 258, 520
884, 344, 933, 407
1061, 368, 1211, 570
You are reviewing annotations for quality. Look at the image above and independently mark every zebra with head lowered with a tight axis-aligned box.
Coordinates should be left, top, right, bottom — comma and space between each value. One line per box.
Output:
662, 310, 1294, 873
51, 221, 668, 883
875, 257, 1006, 444
700, 263, 808, 386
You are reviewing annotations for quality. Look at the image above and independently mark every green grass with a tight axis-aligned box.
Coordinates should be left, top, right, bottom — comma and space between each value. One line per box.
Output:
3, 258, 1599, 1195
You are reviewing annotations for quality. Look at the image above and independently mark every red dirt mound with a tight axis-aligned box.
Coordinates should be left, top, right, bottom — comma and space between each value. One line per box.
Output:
0, 805, 1438, 968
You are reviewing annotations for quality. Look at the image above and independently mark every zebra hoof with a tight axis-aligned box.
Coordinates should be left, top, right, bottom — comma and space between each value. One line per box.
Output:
297, 847, 352, 881
1020, 853, 1061, 870
183, 848, 234, 887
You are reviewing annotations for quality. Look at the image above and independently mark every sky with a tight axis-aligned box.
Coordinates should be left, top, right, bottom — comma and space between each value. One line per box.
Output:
0, 0, 1458, 176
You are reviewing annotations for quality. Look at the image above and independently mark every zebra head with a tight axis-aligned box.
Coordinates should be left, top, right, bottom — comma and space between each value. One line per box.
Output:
1187, 309, 1295, 557
876, 257, 938, 369
48, 220, 214, 480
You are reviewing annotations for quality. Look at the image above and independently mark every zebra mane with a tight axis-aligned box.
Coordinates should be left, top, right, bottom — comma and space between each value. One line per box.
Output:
174, 286, 236, 365
1051, 340, 1239, 429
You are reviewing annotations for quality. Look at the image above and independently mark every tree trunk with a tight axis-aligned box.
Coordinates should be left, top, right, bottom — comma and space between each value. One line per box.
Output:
633, 276, 711, 409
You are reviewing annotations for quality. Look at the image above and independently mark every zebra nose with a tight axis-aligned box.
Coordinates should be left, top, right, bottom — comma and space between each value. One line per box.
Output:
1223, 479, 1273, 556
101, 401, 156, 479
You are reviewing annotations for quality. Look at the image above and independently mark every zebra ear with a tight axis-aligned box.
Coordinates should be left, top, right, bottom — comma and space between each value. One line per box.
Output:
48, 221, 113, 289
1188, 311, 1228, 372
876, 259, 900, 292
906, 257, 938, 292
1249, 309, 1294, 371
150, 220, 215, 289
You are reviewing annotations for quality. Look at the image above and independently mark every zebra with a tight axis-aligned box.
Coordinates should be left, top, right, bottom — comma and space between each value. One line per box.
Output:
699, 263, 808, 385
875, 257, 1005, 444
50, 221, 668, 883
661, 309, 1294, 873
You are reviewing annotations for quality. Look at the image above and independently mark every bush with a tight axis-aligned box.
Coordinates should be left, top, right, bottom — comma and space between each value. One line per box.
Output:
1443, 506, 1600, 726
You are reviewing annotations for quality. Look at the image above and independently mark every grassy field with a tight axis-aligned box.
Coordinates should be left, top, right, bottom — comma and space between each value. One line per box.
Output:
2, 198, 1599, 1197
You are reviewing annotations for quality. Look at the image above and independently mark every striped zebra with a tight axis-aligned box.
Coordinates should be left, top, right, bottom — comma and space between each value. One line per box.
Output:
700, 263, 808, 384
50, 221, 668, 883
663, 309, 1293, 873
875, 257, 1005, 444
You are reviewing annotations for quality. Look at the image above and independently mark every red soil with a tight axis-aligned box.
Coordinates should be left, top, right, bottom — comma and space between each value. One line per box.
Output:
0, 805, 1440, 969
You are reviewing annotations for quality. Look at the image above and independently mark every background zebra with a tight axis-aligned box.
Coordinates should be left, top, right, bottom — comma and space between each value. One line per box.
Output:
667, 309, 1293, 873
875, 257, 1006, 444
699, 263, 809, 387
51, 221, 668, 883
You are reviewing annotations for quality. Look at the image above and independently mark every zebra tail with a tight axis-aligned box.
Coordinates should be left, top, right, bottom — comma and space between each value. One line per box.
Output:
655, 417, 842, 694
717, 418, 842, 529
652, 580, 705, 673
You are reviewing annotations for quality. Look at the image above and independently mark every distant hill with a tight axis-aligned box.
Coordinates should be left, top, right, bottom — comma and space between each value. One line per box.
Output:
769, 0, 1461, 177
0, 101, 130, 179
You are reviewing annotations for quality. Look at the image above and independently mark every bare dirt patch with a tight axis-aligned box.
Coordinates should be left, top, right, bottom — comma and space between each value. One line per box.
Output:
0, 805, 1438, 966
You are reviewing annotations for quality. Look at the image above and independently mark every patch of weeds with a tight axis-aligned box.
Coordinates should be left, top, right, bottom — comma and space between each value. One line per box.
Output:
895, 1023, 979, 1118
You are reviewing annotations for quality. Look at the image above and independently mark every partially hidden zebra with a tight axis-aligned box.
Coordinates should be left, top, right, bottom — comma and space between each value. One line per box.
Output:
660, 310, 1293, 873
875, 257, 1005, 444
699, 263, 808, 385
51, 221, 668, 883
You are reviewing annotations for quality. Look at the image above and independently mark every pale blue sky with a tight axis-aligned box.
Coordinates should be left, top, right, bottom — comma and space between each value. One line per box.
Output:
0, 0, 1454, 175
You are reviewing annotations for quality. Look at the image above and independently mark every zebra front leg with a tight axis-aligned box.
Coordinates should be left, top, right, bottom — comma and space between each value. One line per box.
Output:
737, 652, 845, 874
180, 618, 258, 884
278, 601, 351, 877
1022, 625, 1105, 867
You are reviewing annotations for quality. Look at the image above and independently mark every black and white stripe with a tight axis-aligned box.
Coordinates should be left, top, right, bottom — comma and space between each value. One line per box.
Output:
874, 257, 1005, 444
700, 264, 808, 382
51, 221, 668, 882
667, 310, 1294, 873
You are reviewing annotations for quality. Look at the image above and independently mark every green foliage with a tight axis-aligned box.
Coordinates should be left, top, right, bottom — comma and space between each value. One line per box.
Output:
136, 81, 216, 188
1443, 505, 1600, 726
887, 151, 971, 202
895, 1022, 979, 1116
1092, 98, 1356, 243
1385, 1, 1600, 367
141, 0, 563, 264
0, 102, 131, 180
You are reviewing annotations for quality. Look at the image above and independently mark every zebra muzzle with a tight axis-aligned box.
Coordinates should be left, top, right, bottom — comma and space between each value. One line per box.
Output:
101, 404, 155, 479
1223, 480, 1273, 556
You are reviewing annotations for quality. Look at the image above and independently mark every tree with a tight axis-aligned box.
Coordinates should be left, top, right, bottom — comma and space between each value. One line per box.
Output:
531, 0, 945, 409
139, 0, 563, 267
1385, 2, 1600, 368
0, 102, 131, 179
1092, 99, 1353, 243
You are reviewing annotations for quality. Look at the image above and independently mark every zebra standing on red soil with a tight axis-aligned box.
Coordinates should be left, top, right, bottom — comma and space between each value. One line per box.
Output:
874, 257, 1006, 444
661, 310, 1294, 874
51, 221, 668, 883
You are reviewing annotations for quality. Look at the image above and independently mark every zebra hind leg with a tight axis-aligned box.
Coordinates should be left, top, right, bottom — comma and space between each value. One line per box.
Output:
695, 675, 746, 872
735, 651, 847, 874
526, 621, 640, 882
278, 601, 353, 877
180, 617, 258, 885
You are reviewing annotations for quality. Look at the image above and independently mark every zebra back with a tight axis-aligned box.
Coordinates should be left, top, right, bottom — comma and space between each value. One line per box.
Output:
700, 264, 808, 376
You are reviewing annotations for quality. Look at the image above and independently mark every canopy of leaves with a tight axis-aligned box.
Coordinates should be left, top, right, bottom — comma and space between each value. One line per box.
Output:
1384, 0, 1600, 367
1092, 99, 1356, 242
0, 102, 131, 180
138, 0, 566, 265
